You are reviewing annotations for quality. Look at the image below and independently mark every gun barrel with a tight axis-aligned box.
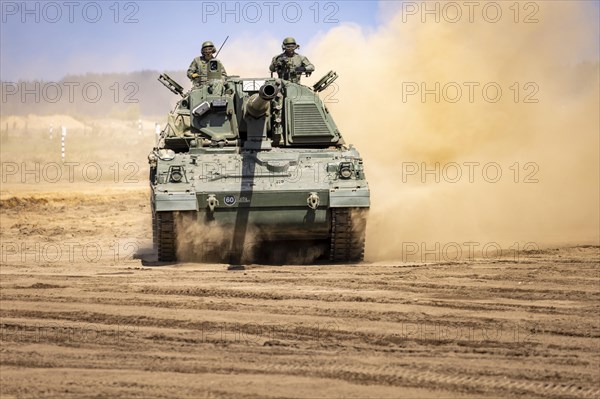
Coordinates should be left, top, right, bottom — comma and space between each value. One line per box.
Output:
259, 84, 277, 100
246, 84, 278, 118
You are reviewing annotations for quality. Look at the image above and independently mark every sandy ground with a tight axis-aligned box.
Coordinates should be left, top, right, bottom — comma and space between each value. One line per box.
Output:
0, 186, 598, 399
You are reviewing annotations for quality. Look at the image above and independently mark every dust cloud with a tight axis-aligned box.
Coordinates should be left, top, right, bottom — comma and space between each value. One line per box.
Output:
307, 1, 599, 260
174, 213, 328, 265
175, 213, 238, 263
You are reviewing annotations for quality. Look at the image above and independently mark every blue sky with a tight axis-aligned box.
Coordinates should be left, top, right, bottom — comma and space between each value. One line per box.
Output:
2, 1, 598, 82
0, 0, 385, 81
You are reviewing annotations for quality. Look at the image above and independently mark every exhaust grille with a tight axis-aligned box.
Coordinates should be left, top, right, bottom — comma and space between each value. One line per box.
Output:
292, 103, 332, 138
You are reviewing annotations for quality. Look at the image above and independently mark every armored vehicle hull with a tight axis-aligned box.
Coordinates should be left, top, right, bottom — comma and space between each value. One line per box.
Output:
150, 67, 369, 263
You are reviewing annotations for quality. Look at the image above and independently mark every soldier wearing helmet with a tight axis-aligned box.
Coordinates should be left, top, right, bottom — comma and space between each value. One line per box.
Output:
187, 41, 228, 86
269, 37, 314, 83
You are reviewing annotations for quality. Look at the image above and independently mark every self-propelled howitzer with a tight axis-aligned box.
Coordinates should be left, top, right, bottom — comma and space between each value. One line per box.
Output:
150, 61, 369, 263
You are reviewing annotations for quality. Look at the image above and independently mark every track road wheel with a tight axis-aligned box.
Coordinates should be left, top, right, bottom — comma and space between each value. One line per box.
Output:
156, 211, 176, 262
330, 208, 367, 263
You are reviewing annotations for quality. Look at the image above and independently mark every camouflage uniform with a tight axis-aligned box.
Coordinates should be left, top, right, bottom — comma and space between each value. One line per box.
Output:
187, 56, 227, 86
269, 53, 315, 83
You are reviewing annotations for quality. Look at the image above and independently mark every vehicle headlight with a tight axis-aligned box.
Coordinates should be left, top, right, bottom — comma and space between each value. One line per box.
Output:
170, 166, 184, 182
339, 162, 353, 179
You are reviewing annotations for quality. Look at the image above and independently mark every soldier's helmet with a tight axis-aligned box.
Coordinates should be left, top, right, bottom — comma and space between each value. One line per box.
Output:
202, 41, 216, 54
282, 37, 299, 50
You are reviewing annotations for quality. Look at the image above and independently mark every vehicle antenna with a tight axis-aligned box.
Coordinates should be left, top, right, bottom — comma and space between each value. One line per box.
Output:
215, 36, 229, 58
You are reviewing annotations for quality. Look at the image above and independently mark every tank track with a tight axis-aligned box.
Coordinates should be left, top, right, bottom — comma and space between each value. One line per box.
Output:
330, 208, 367, 263
155, 211, 176, 262
151, 202, 157, 252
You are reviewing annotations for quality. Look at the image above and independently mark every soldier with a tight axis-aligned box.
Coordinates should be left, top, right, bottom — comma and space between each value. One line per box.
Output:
187, 41, 227, 86
269, 37, 315, 83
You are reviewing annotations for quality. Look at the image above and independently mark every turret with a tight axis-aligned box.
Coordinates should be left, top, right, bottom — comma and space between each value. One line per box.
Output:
158, 69, 342, 151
